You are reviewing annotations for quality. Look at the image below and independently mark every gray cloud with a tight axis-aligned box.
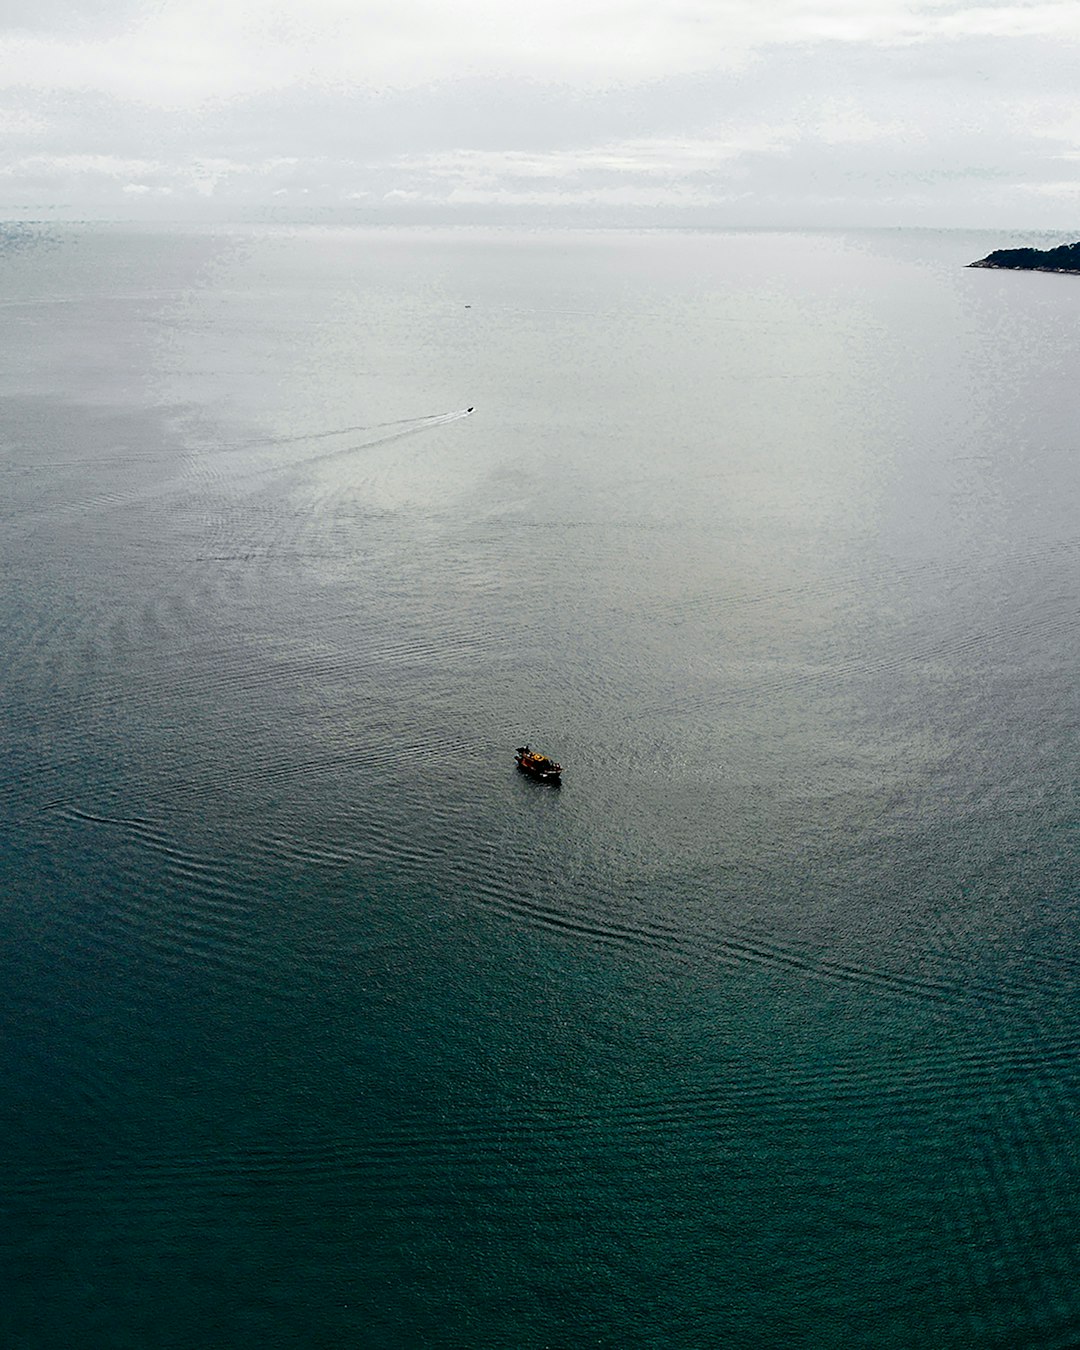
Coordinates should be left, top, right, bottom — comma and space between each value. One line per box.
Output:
1, 2, 1079, 224
2, 0, 144, 38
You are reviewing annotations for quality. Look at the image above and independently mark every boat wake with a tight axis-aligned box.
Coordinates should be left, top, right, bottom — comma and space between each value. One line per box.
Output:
215, 407, 474, 456
293, 407, 474, 471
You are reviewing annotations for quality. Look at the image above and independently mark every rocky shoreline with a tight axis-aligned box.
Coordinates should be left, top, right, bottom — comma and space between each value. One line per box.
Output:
969, 241, 1080, 274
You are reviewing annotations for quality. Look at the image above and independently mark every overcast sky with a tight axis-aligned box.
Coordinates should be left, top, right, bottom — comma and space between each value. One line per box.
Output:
2, 0, 1080, 226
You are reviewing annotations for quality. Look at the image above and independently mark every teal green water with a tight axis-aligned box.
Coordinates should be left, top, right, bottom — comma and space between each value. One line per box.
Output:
2, 223, 1078, 1347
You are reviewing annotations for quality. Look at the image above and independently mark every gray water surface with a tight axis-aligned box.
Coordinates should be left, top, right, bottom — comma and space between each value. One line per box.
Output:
2, 223, 1078, 1348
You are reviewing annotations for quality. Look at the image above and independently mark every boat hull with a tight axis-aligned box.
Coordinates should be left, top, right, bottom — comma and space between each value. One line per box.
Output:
515, 747, 562, 784
516, 761, 561, 784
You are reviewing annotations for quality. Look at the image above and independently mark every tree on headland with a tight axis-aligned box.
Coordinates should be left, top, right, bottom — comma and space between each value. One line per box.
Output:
969, 241, 1080, 272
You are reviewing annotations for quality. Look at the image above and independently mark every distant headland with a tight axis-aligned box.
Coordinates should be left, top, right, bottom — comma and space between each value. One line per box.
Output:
968, 242, 1080, 274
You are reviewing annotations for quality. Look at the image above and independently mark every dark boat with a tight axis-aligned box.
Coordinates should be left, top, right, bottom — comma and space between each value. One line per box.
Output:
515, 744, 562, 783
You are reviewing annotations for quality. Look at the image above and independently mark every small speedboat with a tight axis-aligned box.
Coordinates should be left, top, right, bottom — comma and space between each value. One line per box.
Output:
515, 744, 562, 784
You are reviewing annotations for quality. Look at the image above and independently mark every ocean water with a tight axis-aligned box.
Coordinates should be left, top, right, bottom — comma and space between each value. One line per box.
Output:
1, 222, 1077, 1349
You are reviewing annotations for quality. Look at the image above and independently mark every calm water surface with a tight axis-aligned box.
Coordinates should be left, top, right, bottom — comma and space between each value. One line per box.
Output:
1, 223, 1078, 1348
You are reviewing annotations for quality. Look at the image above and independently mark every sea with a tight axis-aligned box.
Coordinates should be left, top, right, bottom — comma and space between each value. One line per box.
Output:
1, 222, 1077, 1349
